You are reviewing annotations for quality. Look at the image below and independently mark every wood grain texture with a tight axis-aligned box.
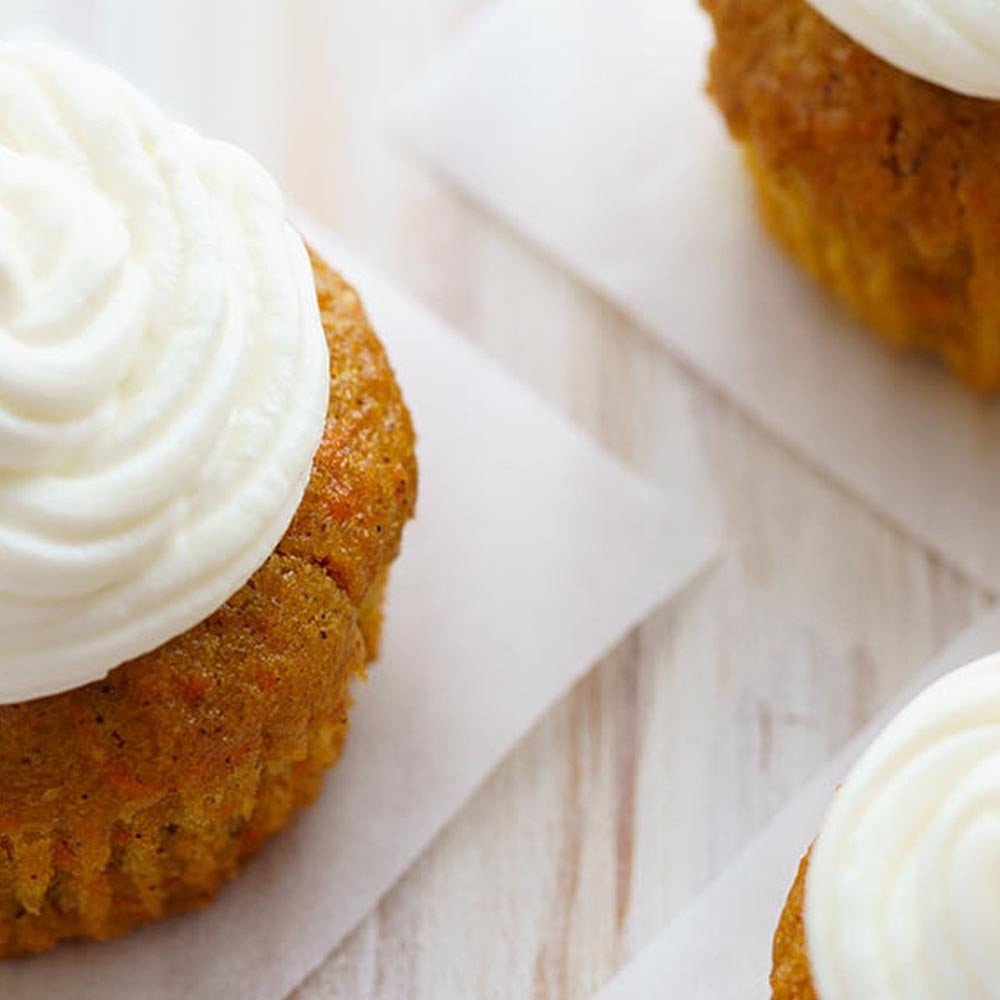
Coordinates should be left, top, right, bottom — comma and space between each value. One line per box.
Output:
0, 0, 986, 995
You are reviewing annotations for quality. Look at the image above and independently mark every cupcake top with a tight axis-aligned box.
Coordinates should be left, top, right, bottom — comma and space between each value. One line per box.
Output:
806, 652, 1000, 999
0, 41, 329, 703
806, 0, 1000, 99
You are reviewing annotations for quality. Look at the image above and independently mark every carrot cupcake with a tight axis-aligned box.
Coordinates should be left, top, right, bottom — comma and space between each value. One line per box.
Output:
772, 653, 1000, 998
701, 0, 1000, 390
0, 42, 417, 956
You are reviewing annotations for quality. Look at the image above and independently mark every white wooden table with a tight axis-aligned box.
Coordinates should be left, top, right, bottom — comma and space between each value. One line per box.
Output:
0, 1, 989, 995
268, 2, 994, 996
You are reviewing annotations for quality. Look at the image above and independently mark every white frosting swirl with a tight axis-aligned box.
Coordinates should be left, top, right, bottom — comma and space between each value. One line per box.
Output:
0, 41, 329, 703
805, 652, 1000, 999
806, 0, 1000, 98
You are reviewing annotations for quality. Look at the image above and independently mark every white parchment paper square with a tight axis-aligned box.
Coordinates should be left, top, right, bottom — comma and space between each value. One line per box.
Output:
396, 0, 1000, 592
0, 224, 718, 1000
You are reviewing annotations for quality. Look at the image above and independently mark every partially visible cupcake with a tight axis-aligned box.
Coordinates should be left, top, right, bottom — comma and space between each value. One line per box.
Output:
701, 0, 1000, 390
772, 653, 1000, 998
0, 42, 416, 956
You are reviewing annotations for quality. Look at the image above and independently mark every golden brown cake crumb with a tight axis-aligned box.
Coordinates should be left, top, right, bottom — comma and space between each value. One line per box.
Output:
771, 852, 819, 999
701, 0, 1000, 390
0, 254, 417, 957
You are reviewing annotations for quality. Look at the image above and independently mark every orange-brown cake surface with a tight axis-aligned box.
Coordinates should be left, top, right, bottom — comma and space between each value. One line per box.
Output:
701, 0, 1000, 390
771, 853, 819, 999
0, 254, 417, 957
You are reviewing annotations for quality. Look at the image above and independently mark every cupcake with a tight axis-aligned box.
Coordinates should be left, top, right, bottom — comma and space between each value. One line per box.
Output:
772, 653, 1000, 998
701, 0, 1000, 390
0, 42, 417, 956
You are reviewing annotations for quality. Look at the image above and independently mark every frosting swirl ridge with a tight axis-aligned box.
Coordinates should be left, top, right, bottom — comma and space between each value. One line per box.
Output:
0, 42, 329, 702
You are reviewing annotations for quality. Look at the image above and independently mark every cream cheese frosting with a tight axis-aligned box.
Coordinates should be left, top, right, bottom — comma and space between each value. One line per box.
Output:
805, 652, 1000, 999
0, 41, 329, 703
807, 0, 1000, 99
